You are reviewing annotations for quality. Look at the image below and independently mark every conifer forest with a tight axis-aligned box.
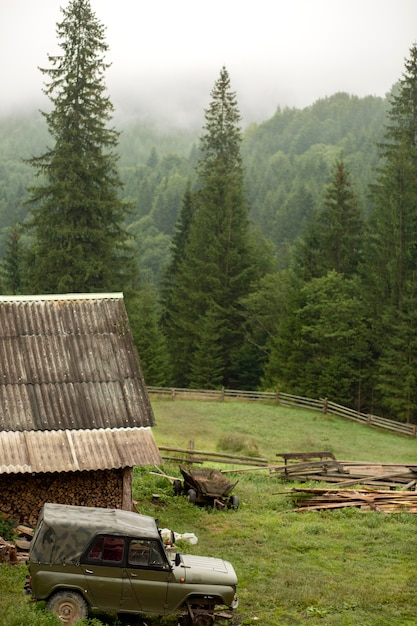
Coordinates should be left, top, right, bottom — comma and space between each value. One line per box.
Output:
1, 0, 417, 423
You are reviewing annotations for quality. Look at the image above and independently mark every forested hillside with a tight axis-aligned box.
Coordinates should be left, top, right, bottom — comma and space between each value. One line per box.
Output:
0, 91, 388, 278
1, 73, 411, 422
243, 92, 388, 263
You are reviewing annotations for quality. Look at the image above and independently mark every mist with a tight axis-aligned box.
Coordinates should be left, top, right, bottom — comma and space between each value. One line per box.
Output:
0, 0, 416, 128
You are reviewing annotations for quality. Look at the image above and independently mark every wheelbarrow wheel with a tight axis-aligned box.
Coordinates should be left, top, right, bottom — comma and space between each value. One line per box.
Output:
173, 479, 182, 496
229, 495, 239, 510
187, 488, 197, 503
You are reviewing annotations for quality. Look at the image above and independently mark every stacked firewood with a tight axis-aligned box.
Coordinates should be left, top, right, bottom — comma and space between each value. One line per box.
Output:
1, 469, 124, 527
0, 525, 33, 564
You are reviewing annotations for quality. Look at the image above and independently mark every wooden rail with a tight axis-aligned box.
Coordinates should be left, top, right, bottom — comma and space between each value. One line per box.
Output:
158, 445, 269, 466
146, 386, 417, 438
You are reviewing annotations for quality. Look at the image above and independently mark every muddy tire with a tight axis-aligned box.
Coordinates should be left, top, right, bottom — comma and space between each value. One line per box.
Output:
194, 614, 214, 626
46, 590, 88, 625
180, 597, 215, 626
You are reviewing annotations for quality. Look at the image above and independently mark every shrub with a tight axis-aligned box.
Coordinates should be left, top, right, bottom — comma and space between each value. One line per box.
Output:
217, 432, 260, 457
0, 514, 16, 542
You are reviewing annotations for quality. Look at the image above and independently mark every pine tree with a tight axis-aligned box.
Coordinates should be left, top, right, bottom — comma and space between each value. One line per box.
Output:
375, 277, 417, 422
164, 67, 256, 388
160, 183, 195, 345
124, 286, 172, 386
367, 44, 417, 309
24, 0, 136, 294
1, 226, 25, 294
364, 44, 417, 419
188, 304, 224, 389
295, 159, 363, 280
263, 271, 371, 409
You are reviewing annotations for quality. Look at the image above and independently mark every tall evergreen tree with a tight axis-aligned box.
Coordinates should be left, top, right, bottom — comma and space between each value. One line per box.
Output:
164, 67, 257, 388
160, 183, 195, 336
24, 0, 136, 294
1, 226, 25, 294
188, 304, 224, 389
262, 271, 371, 409
367, 44, 417, 309
295, 159, 363, 280
164, 183, 195, 281
364, 44, 417, 420
375, 276, 417, 422
124, 286, 172, 386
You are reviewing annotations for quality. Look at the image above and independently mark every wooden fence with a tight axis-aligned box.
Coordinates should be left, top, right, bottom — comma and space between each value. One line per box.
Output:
146, 386, 417, 438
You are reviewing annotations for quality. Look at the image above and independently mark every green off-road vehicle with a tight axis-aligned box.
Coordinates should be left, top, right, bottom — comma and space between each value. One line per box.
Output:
25, 503, 238, 625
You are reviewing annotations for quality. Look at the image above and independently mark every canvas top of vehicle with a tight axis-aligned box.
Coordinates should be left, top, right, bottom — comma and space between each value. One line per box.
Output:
29, 502, 161, 565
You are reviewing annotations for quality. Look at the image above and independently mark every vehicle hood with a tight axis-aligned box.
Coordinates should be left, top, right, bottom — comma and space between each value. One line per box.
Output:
178, 553, 238, 586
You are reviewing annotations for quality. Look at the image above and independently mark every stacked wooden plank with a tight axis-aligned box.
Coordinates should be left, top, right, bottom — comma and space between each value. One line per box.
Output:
270, 452, 417, 489
286, 487, 417, 513
327, 461, 417, 489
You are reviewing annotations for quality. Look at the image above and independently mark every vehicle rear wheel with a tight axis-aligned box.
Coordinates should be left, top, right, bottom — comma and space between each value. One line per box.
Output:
46, 590, 88, 625
187, 488, 197, 503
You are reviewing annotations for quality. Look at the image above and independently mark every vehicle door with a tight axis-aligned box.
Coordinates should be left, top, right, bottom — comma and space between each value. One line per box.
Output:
123, 538, 171, 614
81, 535, 131, 611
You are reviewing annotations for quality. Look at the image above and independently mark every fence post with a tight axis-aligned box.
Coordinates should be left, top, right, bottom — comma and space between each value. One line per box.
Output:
170, 387, 176, 400
322, 398, 328, 414
275, 390, 280, 404
188, 440, 194, 463
221, 386, 225, 401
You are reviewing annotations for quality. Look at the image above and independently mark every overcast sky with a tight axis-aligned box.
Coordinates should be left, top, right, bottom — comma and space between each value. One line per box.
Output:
1, 0, 416, 127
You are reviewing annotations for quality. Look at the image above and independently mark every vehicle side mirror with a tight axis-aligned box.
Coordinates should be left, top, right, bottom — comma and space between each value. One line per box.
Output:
175, 552, 181, 567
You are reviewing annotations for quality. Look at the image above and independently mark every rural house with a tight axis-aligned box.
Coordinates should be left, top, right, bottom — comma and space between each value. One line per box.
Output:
0, 293, 161, 527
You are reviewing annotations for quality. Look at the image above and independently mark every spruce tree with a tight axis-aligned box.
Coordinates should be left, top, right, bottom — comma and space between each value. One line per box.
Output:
164, 67, 256, 388
375, 277, 417, 422
263, 271, 371, 409
367, 44, 417, 309
295, 159, 363, 280
25, 0, 136, 294
1, 226, 25, 294
160, 183, 195, 340
188, 304, 224, 389
364, 44, 417, 419
164, 183, 195, 284
124, 286, 172, 386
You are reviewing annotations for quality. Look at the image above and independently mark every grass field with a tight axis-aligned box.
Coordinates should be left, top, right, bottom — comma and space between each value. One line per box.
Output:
2, 399, 417, 626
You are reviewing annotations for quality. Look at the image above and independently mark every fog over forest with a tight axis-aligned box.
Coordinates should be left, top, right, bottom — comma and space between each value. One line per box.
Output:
1, 0, 416, 127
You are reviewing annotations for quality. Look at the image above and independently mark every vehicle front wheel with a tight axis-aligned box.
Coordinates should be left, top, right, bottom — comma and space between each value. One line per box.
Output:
180, 598, 215, 626
46, 590, 88, 625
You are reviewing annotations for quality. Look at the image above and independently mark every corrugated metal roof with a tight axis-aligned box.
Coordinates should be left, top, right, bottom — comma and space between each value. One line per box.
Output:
0, 427, 161, 474
0, 293, 155, 432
